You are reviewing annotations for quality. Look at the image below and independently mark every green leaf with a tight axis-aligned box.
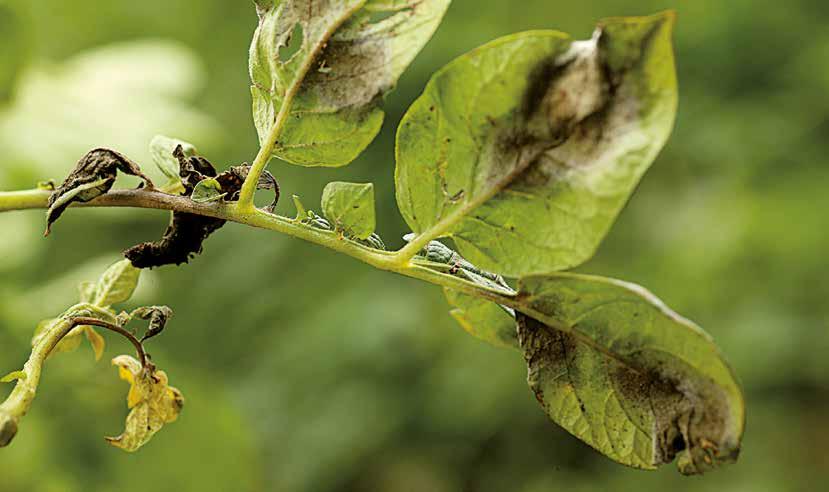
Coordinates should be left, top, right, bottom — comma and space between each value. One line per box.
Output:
395, 12, 678, 276
515, 273, 744, 475
0, 2, 27, 103
444, 289, 517, 349
93, 259, 141, 307
149, 135, 196, 187
250, 0, 450, 167
191, 178, 226, 203
321, 181, 376, 239
0, 371, 25, 384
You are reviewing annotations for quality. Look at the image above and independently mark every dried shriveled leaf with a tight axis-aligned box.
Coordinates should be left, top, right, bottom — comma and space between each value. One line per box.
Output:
124, 149, 224, 268
321, 181, 375, 239
124, 148, 279, 268
46, 148, 155, 235
515, 273, 744, 474
250, 0, 450, 167
107, 355, 184, 452
130, 306, 173, 342
396, 12, 677, 276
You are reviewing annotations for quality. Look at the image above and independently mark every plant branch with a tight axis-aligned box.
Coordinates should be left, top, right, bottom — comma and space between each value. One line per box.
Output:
0, 187, 572, 331
0, 312, 147, 447
73, 317, 148, 368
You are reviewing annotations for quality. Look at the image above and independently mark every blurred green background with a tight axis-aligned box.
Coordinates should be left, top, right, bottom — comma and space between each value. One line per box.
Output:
1, 0, 827, 490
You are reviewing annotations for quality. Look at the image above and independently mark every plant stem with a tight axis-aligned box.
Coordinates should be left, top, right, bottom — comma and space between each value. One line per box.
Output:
0, 188, 578, 335
0, 313, 147, 447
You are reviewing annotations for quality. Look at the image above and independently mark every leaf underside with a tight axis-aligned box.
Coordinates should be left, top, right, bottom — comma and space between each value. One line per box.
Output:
516, 273, 744, 475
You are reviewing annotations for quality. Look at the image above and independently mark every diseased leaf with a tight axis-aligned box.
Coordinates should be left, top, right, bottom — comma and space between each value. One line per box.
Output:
149, 135, 196, 189
0, 371, 25, 384
321, 181, 375, 239
191, 177, 226, 203
515, 273, 744, 475
46, 148, 156, 235
130, 306, 173, 342
250, 0, 450, 167
107, 355, 184, 452
93, 259, 141, 307
396, 12, 677, 276
444, 289, 517, 349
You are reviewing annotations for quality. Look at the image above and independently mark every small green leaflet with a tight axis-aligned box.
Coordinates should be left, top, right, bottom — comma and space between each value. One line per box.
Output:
321, 181, 375, 239
191, 178, 226, 203
395, 12, 678, 276
250, 0, 450, 167
515, 273, 744, 475
149, 135, 196, 188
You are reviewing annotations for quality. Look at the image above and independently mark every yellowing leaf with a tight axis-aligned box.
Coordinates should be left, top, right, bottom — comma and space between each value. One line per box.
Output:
84, 327, 106, 362
107, 355, 184, 452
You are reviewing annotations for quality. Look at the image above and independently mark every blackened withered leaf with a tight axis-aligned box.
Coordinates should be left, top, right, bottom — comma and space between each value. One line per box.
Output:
123, 146, 279, 268
130, 305, 173, 343
45, 148, 155, 235
123, 207, 226, 269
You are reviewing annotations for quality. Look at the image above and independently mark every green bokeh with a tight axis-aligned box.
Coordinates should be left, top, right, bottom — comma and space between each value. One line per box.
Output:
1, 1, 827, 490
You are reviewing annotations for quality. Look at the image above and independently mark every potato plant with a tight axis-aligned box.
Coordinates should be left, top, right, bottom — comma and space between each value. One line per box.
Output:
0, 1, 744, 476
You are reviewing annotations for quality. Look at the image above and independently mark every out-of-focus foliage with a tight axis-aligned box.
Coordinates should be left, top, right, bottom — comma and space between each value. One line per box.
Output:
0, 0, 827, 491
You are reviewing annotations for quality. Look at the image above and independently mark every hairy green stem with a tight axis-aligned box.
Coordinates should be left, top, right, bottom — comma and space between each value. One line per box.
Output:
0, 187, 542, 311
0, 188, 578, 335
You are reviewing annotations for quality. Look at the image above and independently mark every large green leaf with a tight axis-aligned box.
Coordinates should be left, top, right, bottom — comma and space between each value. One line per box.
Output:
396, 12, 677, 276
250, 0, 450, 167
321, 181, 375, 239
515, 273, 744, 474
